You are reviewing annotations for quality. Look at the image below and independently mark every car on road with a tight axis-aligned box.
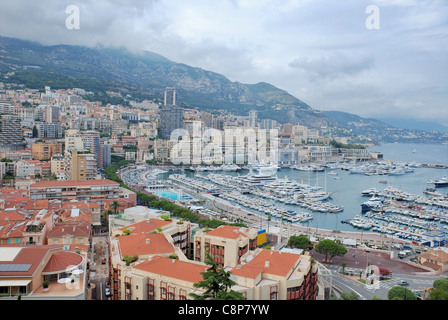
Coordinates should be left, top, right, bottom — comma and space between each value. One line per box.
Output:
398, 280, 409, 286
105, 287, 111, 296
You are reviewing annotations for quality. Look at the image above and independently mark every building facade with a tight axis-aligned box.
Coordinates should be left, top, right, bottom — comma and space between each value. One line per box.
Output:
0, 115, 22, 145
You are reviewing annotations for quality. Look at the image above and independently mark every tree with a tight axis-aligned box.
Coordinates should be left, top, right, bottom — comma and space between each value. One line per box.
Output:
340, 262, 347, 273
388, 286, 417, 300
287, 234, 313, 250
122, 255, 138, 266
339, 291, 359, 300
189, 253, 245, 300
314, 239, 347, 263
427, 278, 448, 300
379, 267, 390, 276
110, 200, 121, 215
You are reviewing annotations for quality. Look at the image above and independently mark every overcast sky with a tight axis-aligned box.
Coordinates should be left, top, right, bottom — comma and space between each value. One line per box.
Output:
1, 0, 447, 125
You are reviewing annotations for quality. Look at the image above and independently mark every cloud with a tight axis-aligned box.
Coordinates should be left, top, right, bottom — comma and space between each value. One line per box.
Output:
0, 0, 447, 124
288, 53, 375, 81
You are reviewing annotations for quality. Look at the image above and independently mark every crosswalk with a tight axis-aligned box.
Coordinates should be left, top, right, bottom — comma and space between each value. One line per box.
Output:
366, 278, 441, 291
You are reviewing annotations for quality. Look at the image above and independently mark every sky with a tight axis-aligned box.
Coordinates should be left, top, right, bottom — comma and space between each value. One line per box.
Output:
0, 0, 447, 125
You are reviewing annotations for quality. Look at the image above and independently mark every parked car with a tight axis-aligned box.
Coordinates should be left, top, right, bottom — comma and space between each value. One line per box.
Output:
398, 280, 409, 286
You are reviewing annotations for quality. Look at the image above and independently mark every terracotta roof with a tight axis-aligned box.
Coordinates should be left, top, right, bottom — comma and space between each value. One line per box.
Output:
118, 233, 175, 257
0, 209, 27, 221
134, 256, 207, 283
0, 245, 62, 276
47, 222, 91, 238
0, 222, 15, 239
231, 249, 301, 279
43, 251, 83, 273
419, 248, 448, 264
21, 200, 49, 210
206, 225, 249, 240
31, 179, 119, 188
118, 218, 171, 235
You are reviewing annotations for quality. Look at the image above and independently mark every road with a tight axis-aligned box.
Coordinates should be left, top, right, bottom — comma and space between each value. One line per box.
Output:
88, 236, 110, 300
329, 267, 447, 300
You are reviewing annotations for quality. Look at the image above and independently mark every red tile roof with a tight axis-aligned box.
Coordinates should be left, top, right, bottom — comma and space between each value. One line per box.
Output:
0, 245, 62, 276
42, 251, 83, 273
47, 222, 91, 238
206, 225, 249, 240
118, 218, 171, 235
231, 249, 301, 279
118, 233, 175, 257
134, 256, 207, 283
0, 209, 27, 221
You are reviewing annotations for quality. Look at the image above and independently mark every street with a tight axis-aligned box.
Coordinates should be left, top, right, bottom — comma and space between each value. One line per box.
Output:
88, 236, 110, 300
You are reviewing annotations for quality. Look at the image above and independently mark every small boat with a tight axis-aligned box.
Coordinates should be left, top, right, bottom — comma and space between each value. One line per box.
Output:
429, 176, 448, 188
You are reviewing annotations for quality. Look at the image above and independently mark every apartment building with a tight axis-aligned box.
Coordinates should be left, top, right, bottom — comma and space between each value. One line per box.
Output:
154, 139, 171, 161
109, 217, 192, 300
64, 150, 97, 180
36, 123, 63, 139
117, 256, 208, 300
32, 141, 63, 160
0, 114, 22, 145
29, 179, 135, 205
110, 208, 192, 258
230, 248, 318, 300
50, 154, 65, 179
193, 225, 258, 267
47, 222, 91, 248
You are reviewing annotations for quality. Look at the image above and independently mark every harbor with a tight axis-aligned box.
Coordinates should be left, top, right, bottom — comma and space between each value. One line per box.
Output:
120, 143, 448, 248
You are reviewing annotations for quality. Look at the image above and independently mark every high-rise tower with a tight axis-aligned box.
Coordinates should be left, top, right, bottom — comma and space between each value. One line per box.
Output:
160, 87, 183, 139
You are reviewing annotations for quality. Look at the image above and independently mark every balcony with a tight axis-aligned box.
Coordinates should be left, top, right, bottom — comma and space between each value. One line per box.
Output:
26, 274, 86, 300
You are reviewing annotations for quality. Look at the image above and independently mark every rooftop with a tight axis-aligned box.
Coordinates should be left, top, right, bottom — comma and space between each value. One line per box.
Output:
30, 179, 119, 188
0, 245, 62, 276
133, 256, 207, 284
43, 251, 83, 273
118, 218, 171, 235
231, 249, 301, 279
206, 225, 250, 240
118, 233, 175, 257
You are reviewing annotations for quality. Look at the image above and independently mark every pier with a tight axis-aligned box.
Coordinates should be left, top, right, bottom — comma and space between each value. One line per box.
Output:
169, 177, 417, 249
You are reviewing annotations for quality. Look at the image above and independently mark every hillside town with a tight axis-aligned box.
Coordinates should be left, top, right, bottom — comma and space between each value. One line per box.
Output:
0, 82, 447, 302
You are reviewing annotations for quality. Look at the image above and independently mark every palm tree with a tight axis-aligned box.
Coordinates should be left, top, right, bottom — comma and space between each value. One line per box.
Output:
189, 253, 245, 300
267, 213, 271, 233
110, 200, 121, 215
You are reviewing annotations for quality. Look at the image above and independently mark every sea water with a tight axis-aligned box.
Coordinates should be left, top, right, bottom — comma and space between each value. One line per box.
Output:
277, 143, 448, 231
160, 143, 448, 232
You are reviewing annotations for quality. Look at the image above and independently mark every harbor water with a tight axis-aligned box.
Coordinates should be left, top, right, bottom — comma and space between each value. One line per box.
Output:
157, 143, 448, 234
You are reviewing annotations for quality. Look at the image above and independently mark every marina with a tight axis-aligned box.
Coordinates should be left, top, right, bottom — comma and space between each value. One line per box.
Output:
121, 143, 448, 246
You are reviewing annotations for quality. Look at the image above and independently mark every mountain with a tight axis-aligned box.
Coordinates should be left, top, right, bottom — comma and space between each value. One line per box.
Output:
0, 36, 311, 115
379, 118, 448, 133
0, 36, 446, 143
325, 111, 447, 144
